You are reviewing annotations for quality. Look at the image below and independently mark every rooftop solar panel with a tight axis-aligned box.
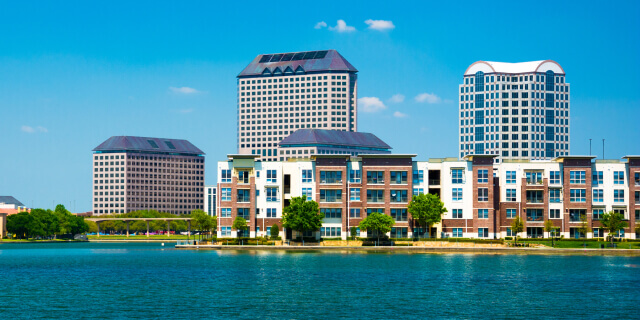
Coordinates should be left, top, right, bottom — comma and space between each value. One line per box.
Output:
147, 140, 159, 149
280, 53, 294, 61
270, 54, 283, 62
165, 141, 176, 150
303, 51, 317, 59
292, 52, 305, 60
259, 55, 272, 63
314, 51, 328, 59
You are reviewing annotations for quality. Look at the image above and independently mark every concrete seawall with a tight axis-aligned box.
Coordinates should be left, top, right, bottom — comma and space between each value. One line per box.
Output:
174, 245, 640, 256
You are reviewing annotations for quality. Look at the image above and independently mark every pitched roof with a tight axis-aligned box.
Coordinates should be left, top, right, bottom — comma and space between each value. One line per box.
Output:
0, 196, 25, 207
279, 129, 391, 150
238, 50, 357, 77
93, 136, 204, 155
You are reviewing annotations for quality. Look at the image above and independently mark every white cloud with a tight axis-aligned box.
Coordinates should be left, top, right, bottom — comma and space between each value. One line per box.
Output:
358, 97, 387, 113
178, 108, 194, 114
21, 125, 47, 133
169, 86, 200, 94
329, 20, 356, 33
393, 111, 408, 118
365, 19, 395, 31
389, 94, 405, 103
415, 93, 442, 104
314, 21, 327, 29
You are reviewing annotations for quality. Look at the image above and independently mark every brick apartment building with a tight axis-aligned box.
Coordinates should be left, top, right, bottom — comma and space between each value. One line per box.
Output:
216, 154, 640, 240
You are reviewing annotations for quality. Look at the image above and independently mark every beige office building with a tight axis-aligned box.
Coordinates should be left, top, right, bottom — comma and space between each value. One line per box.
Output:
92, 136, 205, 215
237, 50, 358, 162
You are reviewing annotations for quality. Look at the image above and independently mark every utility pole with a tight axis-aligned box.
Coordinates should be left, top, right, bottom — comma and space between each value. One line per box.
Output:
589, 139, 592, 156
602, 139, 605, 160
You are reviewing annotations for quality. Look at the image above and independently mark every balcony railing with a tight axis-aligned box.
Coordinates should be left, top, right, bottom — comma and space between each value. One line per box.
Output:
526, 215, 544, 222
526, 198, 544, 204
526, 179, 544, 185
428, 179, 441, 185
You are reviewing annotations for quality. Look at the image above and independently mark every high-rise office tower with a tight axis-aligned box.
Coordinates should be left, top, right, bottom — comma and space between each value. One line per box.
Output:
92, 136, 205, 215
237, 50, 358, 161
460, 60, 569, 162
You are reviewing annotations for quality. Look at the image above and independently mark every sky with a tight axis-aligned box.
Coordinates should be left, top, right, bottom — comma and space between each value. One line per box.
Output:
1, 1, 639, 212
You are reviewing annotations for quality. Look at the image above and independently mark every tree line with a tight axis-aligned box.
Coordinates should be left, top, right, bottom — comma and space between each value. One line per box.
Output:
6, 205, 89, 239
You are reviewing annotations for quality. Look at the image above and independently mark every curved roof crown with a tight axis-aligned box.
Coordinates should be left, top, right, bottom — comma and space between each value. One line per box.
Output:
464, 60, 565, 76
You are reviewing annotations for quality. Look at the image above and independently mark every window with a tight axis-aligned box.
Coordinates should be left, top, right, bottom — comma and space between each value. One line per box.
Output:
452, 209, 463, 219
413, 170, 424, 184
266, 188, 278, 202
390, 171, 408, 184
478, 209, 488, 219
614, 189, 624, 202
477, 188, 489, 202
367, 171, 384, 184
506, 171, 516, 184
570, 171, 586, 184
506, 227, 514, 237
593, 209, 604, 220
569, 189, 586, 203
550, 171, 561, 184
526, 209, 543, 221
526, 171, 543, 185
413, 188, 424, 195
569, 209, 586, 222
302, 188, 312, 201
477, 169, 488, 183
390, 209, 407, 221
549, 188, 562, 202
451, 169, 464, 184
238, 170, 250, 184
320, 171, 342, 184
593, 189, 603, 203
635, 172, 640, 186
349, 169, 361, 183
237, 208, 250, 219
220, 226, 232, 237
478, 228, 488, 238
636, 191, 640, 204
320, 208, 342, 219
221, 170, 231, 183
320, 189, 342, 202
350, 188, 361, 201
266, 208, 277, 218
367, 190, 384, 202
593, 228, 602, 238
506, 189, 516, 201
220, 208, 231, 218
221, 188, 231, 201
349, 208, 361, 218
592, 171, 603, 186
390, 190, 408, 203
366, 208, 385, 215
452, 228, 463, 237
614, 171, 624, 185
390, 227, 408, 239
452, 188, 463, 201
320, 227, 341, 237
526, 190, 544, 204
266, 170, 277, 183
507, 209, 516, 218
550, 209, 560, 219
302, 169, 312, 183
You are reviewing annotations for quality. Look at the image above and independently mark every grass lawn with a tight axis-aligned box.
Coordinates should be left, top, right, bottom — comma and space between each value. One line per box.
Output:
515, 239, 640, 249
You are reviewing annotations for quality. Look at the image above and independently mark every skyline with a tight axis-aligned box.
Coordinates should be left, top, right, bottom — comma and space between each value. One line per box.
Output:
1, 1, 639, 212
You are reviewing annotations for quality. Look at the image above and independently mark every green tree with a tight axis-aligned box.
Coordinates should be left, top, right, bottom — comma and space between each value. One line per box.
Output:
510, 216, 524, 245
69, 215, 89, 235
359, 212, 395, 243
31, 209, 59, 239
407, 193, 447, 239
6, 211, 31, 239
191, 210, 216, 238
600, 211, 628, 245
578, 213, 591, 239
281, 196, 322, 241
350, 226, 357, 239
270, 224, 280, 238
232, 216, 248, 238
544, 219, 559, 247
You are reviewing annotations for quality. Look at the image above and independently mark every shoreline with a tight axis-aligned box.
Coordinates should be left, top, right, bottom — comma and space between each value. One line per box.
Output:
175, 244, 640, 256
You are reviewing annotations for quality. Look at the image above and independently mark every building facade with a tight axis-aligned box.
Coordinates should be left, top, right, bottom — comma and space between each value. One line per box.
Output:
460, 60, 569, 162
204, 186, 216, 217
217, 154, 640, 240
92, 136, 205, 215
237, 50, 358, 161
277, 129, 391, 161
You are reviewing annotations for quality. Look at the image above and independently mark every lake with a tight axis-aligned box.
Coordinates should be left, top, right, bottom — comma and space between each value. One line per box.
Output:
1, 242, 639, 319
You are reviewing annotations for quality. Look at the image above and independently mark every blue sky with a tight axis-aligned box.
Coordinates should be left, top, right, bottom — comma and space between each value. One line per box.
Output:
1, 1, 638, 212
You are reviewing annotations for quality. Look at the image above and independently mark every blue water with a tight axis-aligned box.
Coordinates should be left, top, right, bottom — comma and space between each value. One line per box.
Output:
1, 243, 639, 319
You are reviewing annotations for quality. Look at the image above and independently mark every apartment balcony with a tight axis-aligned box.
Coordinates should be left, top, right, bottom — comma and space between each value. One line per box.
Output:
428, 179, 441, 185
526, 179, 544, 185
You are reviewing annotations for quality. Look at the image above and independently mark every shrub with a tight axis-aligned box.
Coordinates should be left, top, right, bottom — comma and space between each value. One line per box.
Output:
504, 237, 513, 240
270, 224, 280, 238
